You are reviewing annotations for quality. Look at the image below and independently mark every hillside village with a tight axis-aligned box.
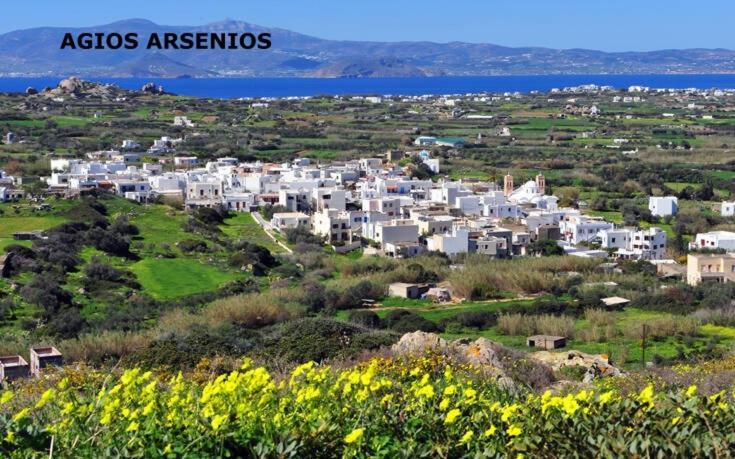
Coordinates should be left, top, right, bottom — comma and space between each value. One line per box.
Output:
3, 131, 735, 290
9, 150, 678, 265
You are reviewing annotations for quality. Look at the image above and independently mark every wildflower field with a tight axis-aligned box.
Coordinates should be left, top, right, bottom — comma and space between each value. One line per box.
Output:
2, 355, 735, 458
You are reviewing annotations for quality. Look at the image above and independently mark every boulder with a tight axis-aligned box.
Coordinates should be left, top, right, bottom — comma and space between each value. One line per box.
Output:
391, 331, 447, 355
58, 76, 83, 94
449, 337, 505, 368
25, 87, 38, 95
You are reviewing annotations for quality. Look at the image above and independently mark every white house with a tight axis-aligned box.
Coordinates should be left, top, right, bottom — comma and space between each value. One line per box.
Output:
362, 197, 402, 217
312, 209, 358, 243
559, 215, 614, 244
369, 219, 419, 247
174, 156, 198, 168
0, 187, 24, 202
223, 192, 255, 212
173, 116, 195, 127
722, 201, 735, 217
121, 139, 140, 150
271, 212, 310, 231
480, 192, 522, 219
427, 227, 470, 257
691, 231, 735, 252
312, 188, 346, 212
649, 196, 678, 217
600, 227, 668, 259
279, 189, 311, 212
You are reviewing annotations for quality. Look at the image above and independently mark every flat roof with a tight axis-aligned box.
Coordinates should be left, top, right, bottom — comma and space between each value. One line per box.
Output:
601, 296, 630, 306
0, 355, 28, 367
31, 346, 62, 357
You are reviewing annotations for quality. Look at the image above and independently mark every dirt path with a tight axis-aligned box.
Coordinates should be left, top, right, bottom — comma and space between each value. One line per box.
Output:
362, 295, 539, 313
252, 211, 293, 253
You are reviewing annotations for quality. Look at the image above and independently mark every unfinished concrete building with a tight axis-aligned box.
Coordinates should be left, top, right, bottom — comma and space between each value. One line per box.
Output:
30, 347, 63, 377
0, 355, 30, 382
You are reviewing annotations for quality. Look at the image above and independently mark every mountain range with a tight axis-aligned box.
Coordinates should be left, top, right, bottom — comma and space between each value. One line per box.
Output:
2, 19, 735, 77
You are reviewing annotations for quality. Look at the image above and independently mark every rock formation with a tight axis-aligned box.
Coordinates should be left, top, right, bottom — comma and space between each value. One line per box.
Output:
391, 331, 622, 388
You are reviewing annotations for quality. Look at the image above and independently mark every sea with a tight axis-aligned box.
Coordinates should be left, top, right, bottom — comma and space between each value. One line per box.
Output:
2, 75, 735, 99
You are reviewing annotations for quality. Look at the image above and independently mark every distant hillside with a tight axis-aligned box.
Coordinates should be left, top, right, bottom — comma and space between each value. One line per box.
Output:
2, 19, 735, 77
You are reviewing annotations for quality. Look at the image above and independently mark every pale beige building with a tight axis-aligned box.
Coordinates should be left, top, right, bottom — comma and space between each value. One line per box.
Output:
686, 253, 735, 286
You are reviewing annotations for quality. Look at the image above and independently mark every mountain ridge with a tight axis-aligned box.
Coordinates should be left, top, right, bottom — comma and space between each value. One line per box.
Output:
2, 19, 735, 77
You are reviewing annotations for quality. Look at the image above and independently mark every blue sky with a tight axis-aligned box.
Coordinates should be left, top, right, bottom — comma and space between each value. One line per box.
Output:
2, 0, 733, 51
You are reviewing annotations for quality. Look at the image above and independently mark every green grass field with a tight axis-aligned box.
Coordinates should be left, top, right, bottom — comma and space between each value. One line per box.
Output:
129, 257, 241, 300
220, 213, 285, 253
0, 215, 67, 250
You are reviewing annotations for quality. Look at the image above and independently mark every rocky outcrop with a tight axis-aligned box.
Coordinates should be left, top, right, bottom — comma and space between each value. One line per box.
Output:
42, 77, 129, 100
391, 332, 622, 388
58, 76, 83, 94
141, 82, 165, 95
530, 350, 622, 383
25, 87, 37, 95
391, 331, 447, 355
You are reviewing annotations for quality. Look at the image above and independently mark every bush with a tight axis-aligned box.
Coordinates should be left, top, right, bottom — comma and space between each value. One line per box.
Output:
45, 307, 88, 339
178, 239, 208, 253
284, 226, 324, 245
130, 323, 261, 369
194, 207, 227, 225
258, 318, 398, 363
85, 227, 133, 257
348, 310, 382, 329
327, 280, 383, 310
109, 216, 139, 236
383, 309, 440, 334
452, 310, 497, 329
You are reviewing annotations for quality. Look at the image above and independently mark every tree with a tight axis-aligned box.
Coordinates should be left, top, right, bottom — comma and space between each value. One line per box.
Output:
528, 239, 564, 257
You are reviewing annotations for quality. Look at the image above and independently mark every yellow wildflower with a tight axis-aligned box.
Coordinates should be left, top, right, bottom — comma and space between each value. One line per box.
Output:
484, 424, 497, 437
0, 391, 14, 405
507, 424, 522, 437
126, 421, 139, 432
638, 385, 655, 408
598, 391, 614, 405
211, 414, 228, 430
344, 427, 365, 444
671, 416, 681, 425
501, 404, 518, 422
142, 401, 155, 416
416, 384, 435, 398
439, 398, 450, 410
35, 388, 56, 409
445, 408, 461, 424
12, 408, 29, 423
459, 430, 474, 444
686, 385, 697, 397
562, 395, 580, 417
